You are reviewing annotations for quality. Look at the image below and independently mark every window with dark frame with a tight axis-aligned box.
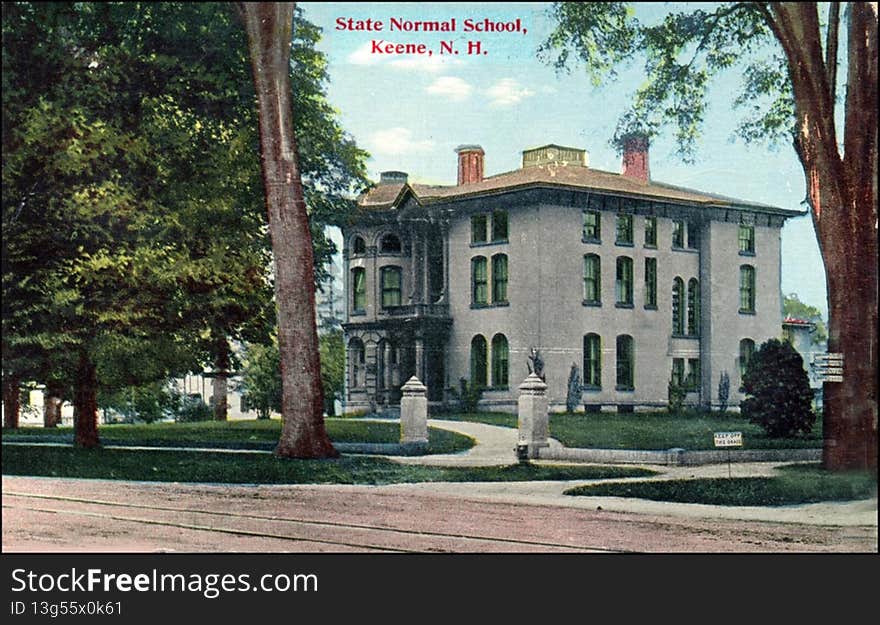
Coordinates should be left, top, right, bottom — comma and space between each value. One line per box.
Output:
583, 254, 601, 304
352, 268, 366, 313
672, 277, 685, 334
492, 254, 508, 304
471, 214, 488, 244
583, 334, 601, 388
616, 214, 633, 245
616, 256, 633, 305
740, 265, 756, 313
583, 210, 601, 242
472, 256, 488, 305
492, 210, 508, 242
616, 334, 634, 389
738, 224, 755, 254
644, 216, 657, 247
491, 334, 509, 388
672, 220, 685, 248
470, 335, 488, 388
687, 278, 700, 335
380, 266, 402, 308
645, 257, 657, 308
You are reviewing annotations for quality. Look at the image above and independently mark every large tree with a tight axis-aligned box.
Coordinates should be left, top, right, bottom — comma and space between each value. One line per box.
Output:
541, 2, 877, 471
236, 2, 337, 459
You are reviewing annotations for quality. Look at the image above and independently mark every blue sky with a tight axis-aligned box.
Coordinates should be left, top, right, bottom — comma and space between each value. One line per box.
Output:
300, 1, 828, 318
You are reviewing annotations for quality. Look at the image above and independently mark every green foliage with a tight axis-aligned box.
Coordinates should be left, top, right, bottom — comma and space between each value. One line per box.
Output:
238, 342, 282, 420
667, 378, 686, 414
171, 392, 213, 423
783, 293, 828, 345
742, 339, 816, 438
566, 363, 581, 413
319, 330, 345, 416
455, 378, 484, 413
540, 3, 798, 158
717, 370, 730, 414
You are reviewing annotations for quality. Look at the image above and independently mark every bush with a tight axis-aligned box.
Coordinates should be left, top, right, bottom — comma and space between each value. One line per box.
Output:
741, 339, 815, 438
171, 390, 213, 423
566, 363, 581, 413
717, 371, 730, 414
667, 379, 686, 414
457, 378, 483, 413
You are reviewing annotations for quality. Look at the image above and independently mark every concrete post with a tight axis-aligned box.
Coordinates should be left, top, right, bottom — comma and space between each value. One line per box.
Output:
400, 376, 428, 447
414, 338, 425, 380
518, 373, 549, 458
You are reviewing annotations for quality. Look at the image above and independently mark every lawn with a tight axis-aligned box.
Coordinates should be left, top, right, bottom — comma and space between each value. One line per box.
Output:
1, 418, 474, 455
564, 463, 876, 506
436, 410, 822, 451
0, 445, 656, 485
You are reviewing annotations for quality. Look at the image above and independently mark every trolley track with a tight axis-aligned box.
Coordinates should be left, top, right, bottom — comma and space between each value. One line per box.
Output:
3, 491, 622, 553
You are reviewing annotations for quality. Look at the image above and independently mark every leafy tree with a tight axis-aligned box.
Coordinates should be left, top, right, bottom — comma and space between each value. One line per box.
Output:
236, 2, 338, 458
783, 293, 828, 345
566, 363, 581, 413
667, 378, 686, 414
541, 2, 877, 471
742, 339, 816, 437
238, 341, 282, 420
319, 330, 345, 417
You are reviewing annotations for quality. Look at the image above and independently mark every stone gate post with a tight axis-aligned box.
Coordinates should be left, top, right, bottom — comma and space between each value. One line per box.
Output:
518, 373, 549, 459
400, 376, 428, 447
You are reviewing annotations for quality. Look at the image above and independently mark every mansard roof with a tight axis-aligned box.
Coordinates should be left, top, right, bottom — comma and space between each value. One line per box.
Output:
357, 161, 803, 217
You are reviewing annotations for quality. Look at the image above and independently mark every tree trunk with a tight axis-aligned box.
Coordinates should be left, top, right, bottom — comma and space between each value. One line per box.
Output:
74, 352, 100, 448
766, 3, 878, 471
237, 2, 337, 458
43, 383, 63, 428
212, 335, 230, 421
3, 374, 21, 429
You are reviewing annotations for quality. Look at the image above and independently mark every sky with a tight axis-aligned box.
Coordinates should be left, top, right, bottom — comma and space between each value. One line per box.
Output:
299, 1, 828, 318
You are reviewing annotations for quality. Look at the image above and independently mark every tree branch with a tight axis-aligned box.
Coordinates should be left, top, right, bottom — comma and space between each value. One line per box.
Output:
826, 2, 840, 105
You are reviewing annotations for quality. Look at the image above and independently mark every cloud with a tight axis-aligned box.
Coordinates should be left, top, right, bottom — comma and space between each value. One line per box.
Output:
390, 55, 462, 73
425, 76, 473, 102
485, 78, 535, 107
367, 128, 435, 156
347, 42, 380, 66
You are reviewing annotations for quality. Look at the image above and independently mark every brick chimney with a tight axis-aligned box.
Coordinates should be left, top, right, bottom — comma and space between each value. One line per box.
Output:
621, 134, 650, 182
455, 145, 484, 185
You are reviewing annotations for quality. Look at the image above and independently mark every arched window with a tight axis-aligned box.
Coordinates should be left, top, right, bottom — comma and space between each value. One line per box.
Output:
351, 268, 366, 313
740, 265, 755, 313
739, 338, 755, 379
380, 233, 402, 254
470, 335, 488, 388
616, 335, 634, 389
687, 278, 700, 335
349, 338, 365, 388
583, 254, 601, 304
616, 256, 633, 305
380, 266, 402, 308
583, 334, 601, 388
352, 236, 366, 255
492, 254, 508, 304
672, 277, 684, 335
471, 256, 488, 306
491, 334, 509, 388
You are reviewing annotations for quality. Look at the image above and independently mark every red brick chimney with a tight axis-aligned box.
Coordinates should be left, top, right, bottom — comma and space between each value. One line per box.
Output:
455, 145, 484, 185
621, 134, 650, 182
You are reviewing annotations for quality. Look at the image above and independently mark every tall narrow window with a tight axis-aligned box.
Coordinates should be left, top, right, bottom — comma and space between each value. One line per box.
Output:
583, 334, 601, 388
739, 338, 755, 379
672, 220, 685, 248
687, 278, 700, 335
616, 214, 633, 245
349, 338, 365, 388
672, 277, 685, 335
686, 359, 701, 390
740, 265, 755, 313
491, 334, 509, 388
671, 358, 685, 387
687, 221, 700, 249
738, 224, 755, 254
380, 266, 402, 308
470, 335, 488, 388
583, 210, 601, 242
644, 216, 657, 247
492, 210, 508, 242
583, 254, 601, 304
644, 257, 657, 308
471, 256, 488, 305
380, 234, 401, 254
352, 236, 366, 255
616, 335, 634, 389
471, 215, 487, 244
352, 268, 366, 313
492, 254, 508, 304
616, 257, 633, 306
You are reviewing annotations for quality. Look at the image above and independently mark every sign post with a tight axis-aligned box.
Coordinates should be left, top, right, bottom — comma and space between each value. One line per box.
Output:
714, 431, 743, 478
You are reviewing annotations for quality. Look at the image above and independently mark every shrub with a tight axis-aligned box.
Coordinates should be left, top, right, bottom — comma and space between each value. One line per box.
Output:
741, 339, 815, 438
566, 363, 581, 413
173, 392, 213, 423
667, 379, 686, 414
717, 371, 730, 414
458, 378, 483, 413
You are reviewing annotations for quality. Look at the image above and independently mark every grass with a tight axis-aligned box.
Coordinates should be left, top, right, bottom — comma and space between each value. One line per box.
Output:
1, 418, 474, 455
564, 463, 877, 506
437, 410, 822, 451
0, 445, 656, 485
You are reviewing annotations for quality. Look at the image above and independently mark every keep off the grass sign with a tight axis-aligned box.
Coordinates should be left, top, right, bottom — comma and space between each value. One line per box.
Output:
714, 431, 743, 448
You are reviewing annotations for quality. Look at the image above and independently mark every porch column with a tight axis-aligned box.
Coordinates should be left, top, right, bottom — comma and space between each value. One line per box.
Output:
384, 341, 393, 390
415, 337, 425, 381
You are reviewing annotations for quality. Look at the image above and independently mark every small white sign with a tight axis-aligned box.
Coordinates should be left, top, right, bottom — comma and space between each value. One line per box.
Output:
714, 431, 743, 448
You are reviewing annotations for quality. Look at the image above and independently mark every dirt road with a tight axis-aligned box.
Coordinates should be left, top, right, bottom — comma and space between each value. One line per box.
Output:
2, 476, 875, 552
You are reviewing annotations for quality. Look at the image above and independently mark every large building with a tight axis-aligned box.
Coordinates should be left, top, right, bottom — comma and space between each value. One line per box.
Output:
341, 138, 802, 414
